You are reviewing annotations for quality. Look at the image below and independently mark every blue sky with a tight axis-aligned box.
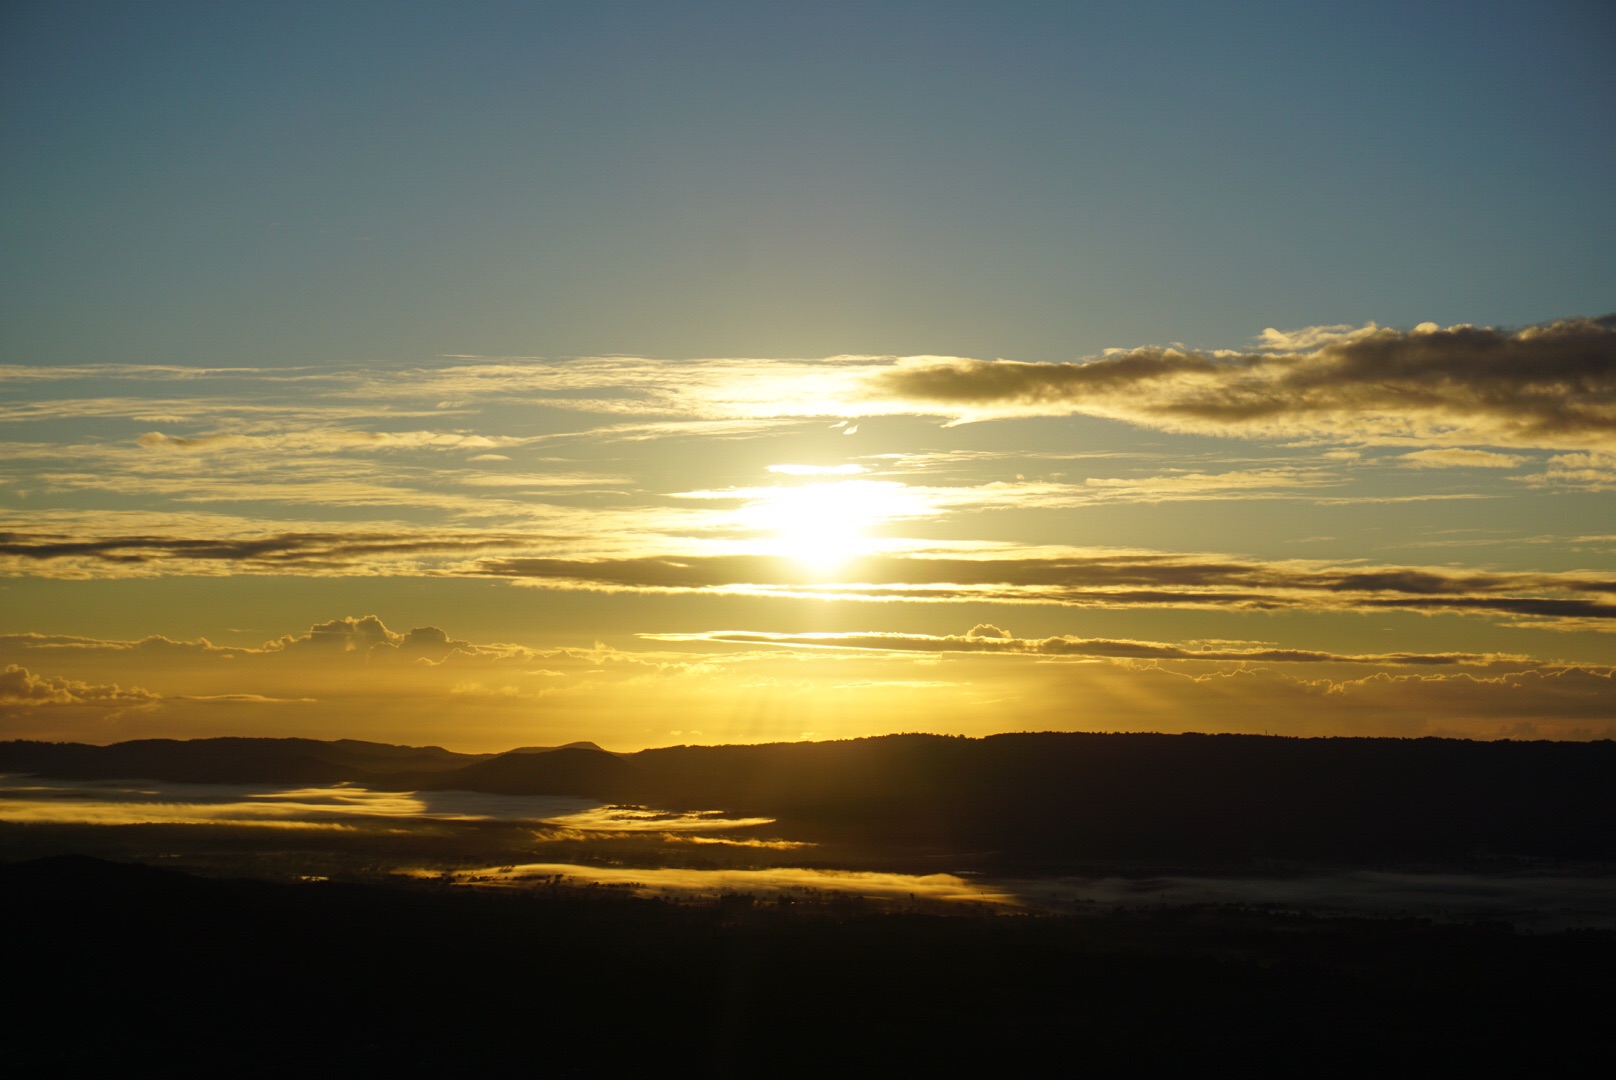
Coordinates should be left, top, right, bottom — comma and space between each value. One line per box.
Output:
5, 1, 1611, 366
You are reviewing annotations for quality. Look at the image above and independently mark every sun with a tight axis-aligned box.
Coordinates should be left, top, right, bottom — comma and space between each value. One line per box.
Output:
739, 481, 901, 572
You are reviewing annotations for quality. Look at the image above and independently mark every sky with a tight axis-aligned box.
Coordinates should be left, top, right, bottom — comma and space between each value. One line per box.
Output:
2, 1, 1613, 751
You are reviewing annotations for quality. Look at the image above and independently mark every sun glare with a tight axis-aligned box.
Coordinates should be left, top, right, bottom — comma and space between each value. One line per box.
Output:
740, 480, 906, 572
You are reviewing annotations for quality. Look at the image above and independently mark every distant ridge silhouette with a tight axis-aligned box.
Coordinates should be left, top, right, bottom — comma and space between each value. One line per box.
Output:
4, 732, 1612, 863
0, 736, 491, 785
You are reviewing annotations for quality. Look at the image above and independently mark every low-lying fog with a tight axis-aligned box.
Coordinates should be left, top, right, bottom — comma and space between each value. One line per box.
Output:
0, 773, 755, 831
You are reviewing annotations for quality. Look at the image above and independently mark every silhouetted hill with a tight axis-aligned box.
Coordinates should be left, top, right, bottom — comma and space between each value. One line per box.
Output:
0, 736, 489, 785
505, 740, 607, 753
423, 731, 1616, 863
0, 852, 199, 899
6, 732, 1613, 864
426, 744, 638, 796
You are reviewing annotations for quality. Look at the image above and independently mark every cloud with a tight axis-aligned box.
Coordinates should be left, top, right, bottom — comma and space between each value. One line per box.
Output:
9, 508, 1608, 632
1399, 448, 1525, 469
137, 432, 252, 451
135, 430, 534, 454
3, 614, 1612, 746
1299, 665, 1616, 730
0, 494, 762, 577
0, 664, 158, 706
987, 654, 1616, 740
433, 862, 1015, 906
277, 615, 403, 654
766, 463, 866, 476
479, 549, 1616, 626
0, 617, 538, 672
1519, 451, 1616, 491
1053, 467, 1335, 502
0, 396, 447, 426
174, 694, 317, 704
459, 472, 629, 488
263, 617, 536, 666
0, 615, 883, 746
10, 319, 1611, 460
646, 628, 1537, 667
673, 470, 1357, 544
0, 527, 535, 578
0, 363, 331, 384
861, 316, 1616, 451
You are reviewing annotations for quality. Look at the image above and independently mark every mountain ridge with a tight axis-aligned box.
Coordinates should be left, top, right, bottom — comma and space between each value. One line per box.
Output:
4, 731, 1611, 864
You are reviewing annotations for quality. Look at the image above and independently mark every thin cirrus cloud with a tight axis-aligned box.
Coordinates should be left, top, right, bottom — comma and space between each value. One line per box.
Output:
134, 430, 533, 453
7, 522, 1608, 631
674, 469, 1343, 513
1398, 448, 1526, 469
478, 550, 1616, 628
7, 316, 1611, 454
644, 627, 1534, 668
4, 422, 660, 513
0, 527, 538, 578
640, 627, 1616, 728
0, 494, 763, 577
0, 395, 452, 426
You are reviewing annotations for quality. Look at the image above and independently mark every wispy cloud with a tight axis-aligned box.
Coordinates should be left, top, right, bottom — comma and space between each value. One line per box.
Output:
1519, 451, 1616, 492
1399, 448, 1525, 469
478, 549, 1616, 627
0, 525, 537, 578
0, 396, 450, 425
645, 627, 1535, 667
134, 430, 535, 453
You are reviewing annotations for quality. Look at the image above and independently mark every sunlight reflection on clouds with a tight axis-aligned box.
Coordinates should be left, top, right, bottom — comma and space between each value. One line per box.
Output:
542, 804, 776, 832
414, 862, 1017, 906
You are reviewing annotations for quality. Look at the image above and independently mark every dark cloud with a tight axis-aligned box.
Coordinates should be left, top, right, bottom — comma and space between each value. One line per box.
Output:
0, 530, 531, 572
478, 551, 1616, 624
866, 316, 1616, 450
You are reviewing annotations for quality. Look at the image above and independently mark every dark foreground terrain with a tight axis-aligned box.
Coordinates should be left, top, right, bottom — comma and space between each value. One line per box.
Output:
5, 733, 1612, 1073
6, 731, 1613, 867
4, 854, 1611, 1075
